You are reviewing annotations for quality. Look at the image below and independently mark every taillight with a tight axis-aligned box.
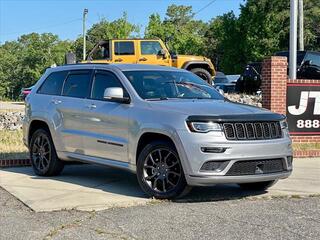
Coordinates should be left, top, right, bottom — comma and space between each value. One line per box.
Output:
22, 90, 31, 95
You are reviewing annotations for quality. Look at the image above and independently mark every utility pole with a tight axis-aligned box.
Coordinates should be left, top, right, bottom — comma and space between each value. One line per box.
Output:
298, 0, 304, 51
289, 0, 298, 80
83, 8, 88, 61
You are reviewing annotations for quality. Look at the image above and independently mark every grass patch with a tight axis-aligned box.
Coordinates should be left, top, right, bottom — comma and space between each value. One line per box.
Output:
292, 142, 320, 151
0, 130, 28, 160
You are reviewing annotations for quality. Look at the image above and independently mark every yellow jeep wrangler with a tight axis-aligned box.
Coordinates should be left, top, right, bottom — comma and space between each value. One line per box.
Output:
83, 39, 215, 84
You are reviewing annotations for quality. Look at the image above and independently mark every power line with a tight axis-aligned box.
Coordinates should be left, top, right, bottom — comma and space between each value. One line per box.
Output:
1, 18, 82, 37
194, 0, 218, 16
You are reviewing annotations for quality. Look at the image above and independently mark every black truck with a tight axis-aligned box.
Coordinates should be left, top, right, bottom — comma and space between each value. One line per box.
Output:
236, 51, 320, 93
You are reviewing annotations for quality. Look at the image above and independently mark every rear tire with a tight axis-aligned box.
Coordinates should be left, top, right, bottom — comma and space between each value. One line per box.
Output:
29, 128, 64, 176
190, 68, 213, 85
238, 180, 277, 191
136, 140, 188, 199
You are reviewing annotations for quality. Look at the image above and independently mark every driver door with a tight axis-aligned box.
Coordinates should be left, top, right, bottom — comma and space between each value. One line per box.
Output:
137, 40, 170, 66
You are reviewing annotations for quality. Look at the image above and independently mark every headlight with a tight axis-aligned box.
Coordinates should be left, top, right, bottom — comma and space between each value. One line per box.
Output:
280, 119, 288, 129
187, 121, 222, 133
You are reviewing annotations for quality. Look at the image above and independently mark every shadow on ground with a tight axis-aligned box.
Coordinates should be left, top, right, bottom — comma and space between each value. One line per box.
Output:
2, 164, 265, 203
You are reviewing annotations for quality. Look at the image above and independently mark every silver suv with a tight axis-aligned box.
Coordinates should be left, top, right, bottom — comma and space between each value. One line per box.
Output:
23, 64, 293, 199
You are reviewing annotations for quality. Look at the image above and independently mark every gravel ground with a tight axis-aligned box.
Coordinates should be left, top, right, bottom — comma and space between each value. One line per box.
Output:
1, 187, 319, 240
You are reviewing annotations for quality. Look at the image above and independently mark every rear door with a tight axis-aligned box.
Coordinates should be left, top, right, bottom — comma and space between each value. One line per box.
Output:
57, 70, 93, 153
81, 69, 130, 162
112, 40, 137, 64
35, 70, 68, 152
137, 40, 170, 66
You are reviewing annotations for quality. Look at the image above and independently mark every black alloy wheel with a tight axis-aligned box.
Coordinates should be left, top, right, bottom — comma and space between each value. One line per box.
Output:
137, 141, 189, 199
30, 129, 64, 176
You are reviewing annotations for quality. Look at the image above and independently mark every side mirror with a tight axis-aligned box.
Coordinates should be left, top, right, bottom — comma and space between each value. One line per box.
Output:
157, 49, 167, 59
103, 87, 130, 104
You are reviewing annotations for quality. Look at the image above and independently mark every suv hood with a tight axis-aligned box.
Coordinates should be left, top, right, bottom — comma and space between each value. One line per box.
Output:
148, 99, 270, 116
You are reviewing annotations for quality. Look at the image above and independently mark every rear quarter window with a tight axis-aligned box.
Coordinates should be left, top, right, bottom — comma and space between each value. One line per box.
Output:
37, 71, 68, 95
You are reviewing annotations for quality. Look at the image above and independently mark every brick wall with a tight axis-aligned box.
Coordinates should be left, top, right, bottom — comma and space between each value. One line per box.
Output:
0, 159, 31, 168
261, 56, 319, 157
261, 56, 288, 114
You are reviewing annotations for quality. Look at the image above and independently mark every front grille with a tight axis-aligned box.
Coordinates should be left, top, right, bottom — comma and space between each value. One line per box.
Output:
223, 122, 282, 140
225, 158, 285, 176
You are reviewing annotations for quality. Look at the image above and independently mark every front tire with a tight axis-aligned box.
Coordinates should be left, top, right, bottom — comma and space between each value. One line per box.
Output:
137, 140, 189, 199
238, 180, 277, 191
29, 128, 64, 176
190, 68, 213, 85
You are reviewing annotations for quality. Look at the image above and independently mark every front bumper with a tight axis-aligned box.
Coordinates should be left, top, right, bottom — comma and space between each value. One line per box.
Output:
176, 130, 293, 186
187, 171, 292, 186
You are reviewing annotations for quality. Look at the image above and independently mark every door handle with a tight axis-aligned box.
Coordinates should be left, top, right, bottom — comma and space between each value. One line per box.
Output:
86, 104, 96, 109
139, 57, 147, 62
51, 99, 62, 105
115, 58, 123, 62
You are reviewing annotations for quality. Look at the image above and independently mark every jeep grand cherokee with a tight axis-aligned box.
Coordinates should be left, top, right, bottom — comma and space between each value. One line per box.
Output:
23, 64, 293, 199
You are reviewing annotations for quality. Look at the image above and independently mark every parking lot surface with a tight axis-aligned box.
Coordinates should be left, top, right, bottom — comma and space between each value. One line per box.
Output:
0, 158, 319, 212
1, 187, 319, 240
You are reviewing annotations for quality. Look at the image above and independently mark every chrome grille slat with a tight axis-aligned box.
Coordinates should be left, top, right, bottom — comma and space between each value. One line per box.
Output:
245, 123, 255, 139
223, 121, 282, 141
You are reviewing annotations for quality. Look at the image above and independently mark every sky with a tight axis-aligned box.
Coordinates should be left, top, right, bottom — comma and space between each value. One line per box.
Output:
0, 0, 244, 43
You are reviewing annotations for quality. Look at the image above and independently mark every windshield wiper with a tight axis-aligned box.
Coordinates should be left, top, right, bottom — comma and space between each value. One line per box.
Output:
146, 97, 169, 101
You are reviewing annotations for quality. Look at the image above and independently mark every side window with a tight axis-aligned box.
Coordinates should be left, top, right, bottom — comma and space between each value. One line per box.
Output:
38, 71, 67, 95
62, 71, 92, 98
114, 41, 134, 55
141, 41, 162, 55
91, 71, 128, 100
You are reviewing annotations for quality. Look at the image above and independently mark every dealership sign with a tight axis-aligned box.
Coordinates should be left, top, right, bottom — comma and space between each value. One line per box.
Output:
287, 83, 320, 135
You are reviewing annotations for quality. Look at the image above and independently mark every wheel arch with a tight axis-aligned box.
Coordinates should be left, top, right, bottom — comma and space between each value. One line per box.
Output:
135, 132, 177, 165
182, 61, 215, 75
28, 119, 51, 147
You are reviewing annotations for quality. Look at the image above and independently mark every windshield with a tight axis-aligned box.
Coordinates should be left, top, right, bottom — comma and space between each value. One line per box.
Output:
123, 70, 224, 100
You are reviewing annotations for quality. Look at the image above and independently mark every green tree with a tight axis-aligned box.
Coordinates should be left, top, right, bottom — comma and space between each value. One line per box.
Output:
205, 12, 243, 74
0, 33, 72, 99
205, 0, 320, 73
238, 0, 320, 63
145, 5, 208, 56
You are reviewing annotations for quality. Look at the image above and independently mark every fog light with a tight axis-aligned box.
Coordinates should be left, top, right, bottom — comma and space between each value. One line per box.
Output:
201, 147, 227, 153
200, 161, 230, 172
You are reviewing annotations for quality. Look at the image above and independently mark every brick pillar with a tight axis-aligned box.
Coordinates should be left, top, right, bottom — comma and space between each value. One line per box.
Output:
261, 56, 288, 114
